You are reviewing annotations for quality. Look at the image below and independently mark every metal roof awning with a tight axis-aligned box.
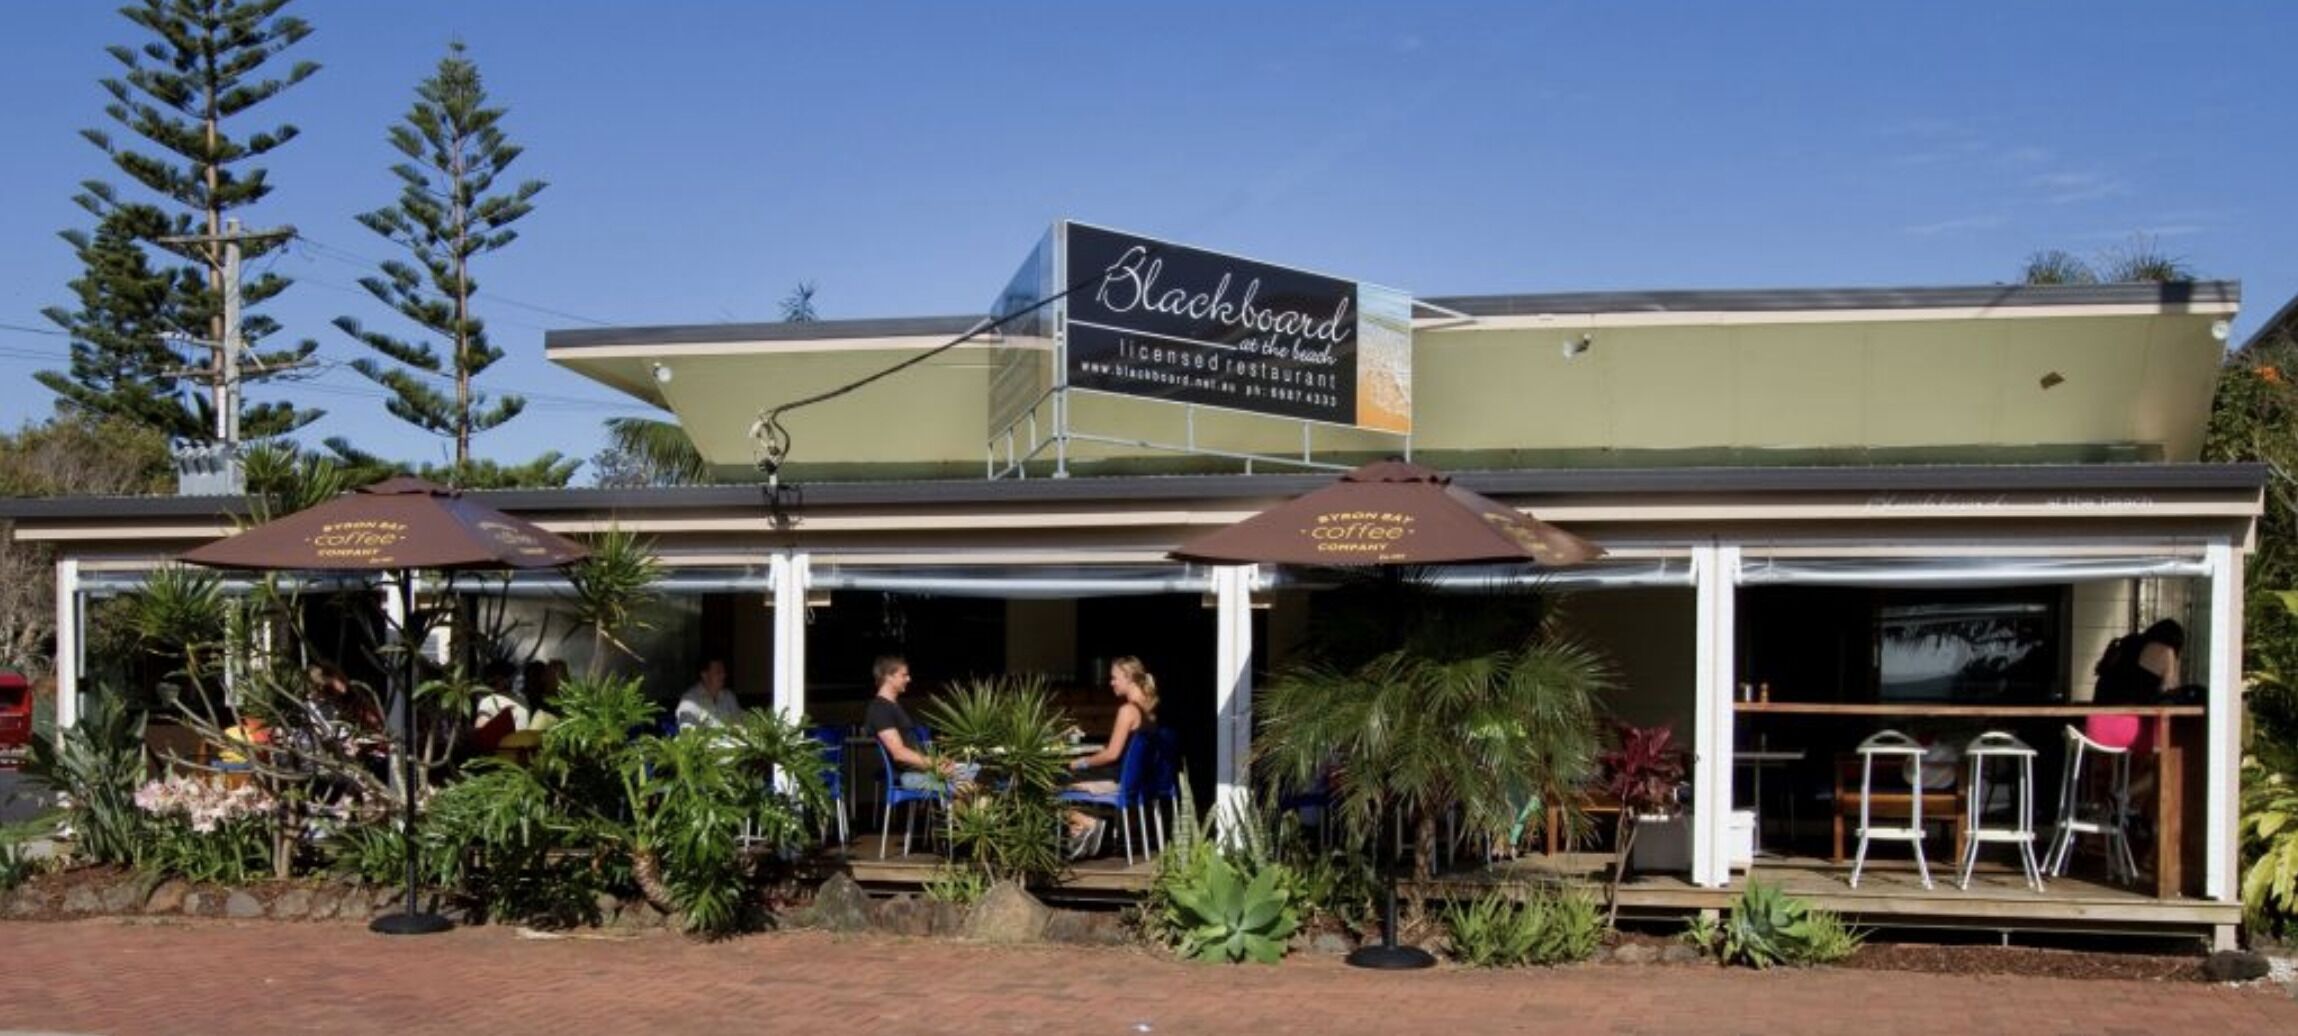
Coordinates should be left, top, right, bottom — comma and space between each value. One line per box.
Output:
1734, 555, 2212, 588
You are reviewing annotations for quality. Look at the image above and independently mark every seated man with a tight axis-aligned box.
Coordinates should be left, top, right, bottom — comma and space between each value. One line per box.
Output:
864, 655, 973, 790
675, 658, 744, 730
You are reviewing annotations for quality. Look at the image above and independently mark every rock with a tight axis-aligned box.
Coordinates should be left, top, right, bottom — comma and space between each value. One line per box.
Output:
595, 892, 622, 925
224, 890, 264, 919
1311, 932, 1357, 956
1660, 943, 1704, 964
872, 895, 927, 936
2202, 949, 2271, 982
1611, 942, 1660, 965
144, 880, 188, 915
806, 873, 873, 933
962, 882, 1050, 944
61, 886, 104, 915
303, 886, 342, 921
6, 887, 55, 918
928, 900, 967, 937
97, 878, 146, 914
1043, 909, 1132, 946
271, 887, 313, 921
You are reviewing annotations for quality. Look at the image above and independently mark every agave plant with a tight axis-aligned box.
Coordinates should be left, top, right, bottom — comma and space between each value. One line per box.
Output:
1168, 850, 1300, 964
1717, 879, 1860, 968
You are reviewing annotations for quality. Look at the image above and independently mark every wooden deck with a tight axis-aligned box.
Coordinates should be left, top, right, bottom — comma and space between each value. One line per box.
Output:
826, 835, 2237, 936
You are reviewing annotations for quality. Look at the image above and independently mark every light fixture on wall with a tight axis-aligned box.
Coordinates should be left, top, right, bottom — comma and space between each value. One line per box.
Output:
651, 362, 674, 385
2211, 319, 2232, 342
1561, 333, 1593, 359
2039, 371, 2066, 390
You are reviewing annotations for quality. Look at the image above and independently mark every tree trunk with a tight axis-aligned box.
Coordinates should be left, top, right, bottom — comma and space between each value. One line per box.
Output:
1607, 812, 1638, 926
630, 847, 681, 920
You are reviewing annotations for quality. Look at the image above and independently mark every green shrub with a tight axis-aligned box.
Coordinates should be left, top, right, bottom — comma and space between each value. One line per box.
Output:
1712, 880, 1862, 968
1443, 885, 1604, 967
23, 691, 147, 866
2240, 754, 2298, 934
130, 775, 272, 884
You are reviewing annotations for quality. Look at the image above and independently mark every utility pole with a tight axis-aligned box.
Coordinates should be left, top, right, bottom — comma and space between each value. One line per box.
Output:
158, 218, 297, 449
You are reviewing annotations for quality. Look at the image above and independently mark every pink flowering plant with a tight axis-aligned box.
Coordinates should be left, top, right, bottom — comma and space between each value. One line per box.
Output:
133, 775, 275, 884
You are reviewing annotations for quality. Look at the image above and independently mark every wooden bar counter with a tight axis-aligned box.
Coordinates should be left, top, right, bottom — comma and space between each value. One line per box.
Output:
1734, 702, 2206, 899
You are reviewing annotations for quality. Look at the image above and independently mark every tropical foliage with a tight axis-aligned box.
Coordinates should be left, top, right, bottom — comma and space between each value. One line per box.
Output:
1256, 577, 1610, 890
2239, 753, 2298, 934
23, 692, 149, 867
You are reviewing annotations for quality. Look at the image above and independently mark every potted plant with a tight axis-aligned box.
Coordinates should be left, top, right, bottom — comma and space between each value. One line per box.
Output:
1599, 722, 1687, 924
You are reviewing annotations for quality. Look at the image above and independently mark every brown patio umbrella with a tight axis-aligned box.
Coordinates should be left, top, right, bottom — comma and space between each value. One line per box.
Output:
1170, 460, 1601, 969
182, 476, 589, 936
1169, 459, 1603, 568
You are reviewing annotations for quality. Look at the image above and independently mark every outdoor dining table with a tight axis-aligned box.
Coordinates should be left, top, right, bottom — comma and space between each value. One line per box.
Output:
1734, 701, 2206, 898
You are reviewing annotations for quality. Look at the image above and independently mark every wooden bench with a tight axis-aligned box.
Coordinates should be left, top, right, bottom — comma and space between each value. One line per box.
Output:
1830, 755, 1964, 863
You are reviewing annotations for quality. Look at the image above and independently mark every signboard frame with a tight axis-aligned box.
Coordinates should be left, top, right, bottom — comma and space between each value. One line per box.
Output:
986, 220, 1414, 479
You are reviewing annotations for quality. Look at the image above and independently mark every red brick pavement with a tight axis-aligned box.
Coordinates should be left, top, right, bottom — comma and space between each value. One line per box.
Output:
0, 918, 2292, 1035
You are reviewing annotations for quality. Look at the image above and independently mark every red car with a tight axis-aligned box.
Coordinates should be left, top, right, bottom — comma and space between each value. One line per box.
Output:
0, 671, 31, 769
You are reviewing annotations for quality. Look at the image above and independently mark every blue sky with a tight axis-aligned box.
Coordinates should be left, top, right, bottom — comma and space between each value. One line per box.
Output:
3, 1, 2292, 480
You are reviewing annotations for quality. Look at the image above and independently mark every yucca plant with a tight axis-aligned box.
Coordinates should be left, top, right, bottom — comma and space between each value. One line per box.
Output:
920, 674, 1072, 886
564, 525, 662, 676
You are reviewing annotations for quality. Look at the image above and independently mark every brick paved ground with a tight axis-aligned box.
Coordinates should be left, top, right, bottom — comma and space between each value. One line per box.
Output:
0, 918, 2292, 1036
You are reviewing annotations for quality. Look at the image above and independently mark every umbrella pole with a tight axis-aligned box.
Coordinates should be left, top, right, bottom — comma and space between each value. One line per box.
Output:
1347, 569, 1435, 970
372, 568, 452, 936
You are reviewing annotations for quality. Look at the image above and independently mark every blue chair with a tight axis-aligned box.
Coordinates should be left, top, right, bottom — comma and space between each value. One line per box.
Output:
876, 727, 948, 859
805, 725, 851, 848
1144, 726, 1183, 852
1059, 730, 1158, 865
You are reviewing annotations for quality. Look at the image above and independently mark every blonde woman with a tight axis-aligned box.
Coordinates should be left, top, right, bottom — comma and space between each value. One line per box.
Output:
1062, 656, 1160, 857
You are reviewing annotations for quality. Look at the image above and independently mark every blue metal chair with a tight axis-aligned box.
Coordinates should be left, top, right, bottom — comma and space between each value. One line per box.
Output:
1059, 730, 1157, 865
806, 725, 851, 848
1144, 726, 1182, 853
876, 727, 948, 859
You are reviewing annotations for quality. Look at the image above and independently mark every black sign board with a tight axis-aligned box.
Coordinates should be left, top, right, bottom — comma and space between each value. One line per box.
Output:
1062, 223, 1411, 432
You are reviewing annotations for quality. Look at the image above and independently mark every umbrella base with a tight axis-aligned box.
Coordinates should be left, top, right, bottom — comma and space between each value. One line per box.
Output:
369, 911, 455, 936
1345, 943, 1437, 970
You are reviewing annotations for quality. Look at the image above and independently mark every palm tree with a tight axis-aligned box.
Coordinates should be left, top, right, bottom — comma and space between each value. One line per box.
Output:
597, 417, 710, 487
1256, 578, 1610, 895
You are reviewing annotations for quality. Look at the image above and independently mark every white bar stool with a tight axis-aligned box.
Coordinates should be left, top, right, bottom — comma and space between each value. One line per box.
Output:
1850, 730, 1933, 889
2042, 724, 2139, 884
1957, 732, 2043, 891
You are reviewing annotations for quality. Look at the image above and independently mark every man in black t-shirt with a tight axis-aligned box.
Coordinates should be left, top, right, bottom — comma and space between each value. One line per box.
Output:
866, 655, 973, 790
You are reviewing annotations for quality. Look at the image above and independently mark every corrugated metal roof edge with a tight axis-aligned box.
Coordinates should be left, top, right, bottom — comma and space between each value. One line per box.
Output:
0, 463, 2267, 521
542, 283, 2240, 349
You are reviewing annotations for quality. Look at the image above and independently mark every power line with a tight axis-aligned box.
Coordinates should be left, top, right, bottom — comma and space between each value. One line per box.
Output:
290, 233, 619, 328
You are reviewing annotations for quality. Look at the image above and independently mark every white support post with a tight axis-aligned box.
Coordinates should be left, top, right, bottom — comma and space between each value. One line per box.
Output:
770, 552, 811, 726
1691, 544, 1740, 888
2205, 541, 2241, 903
1212, 564, 1258, 843
54, 557, 81, 729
